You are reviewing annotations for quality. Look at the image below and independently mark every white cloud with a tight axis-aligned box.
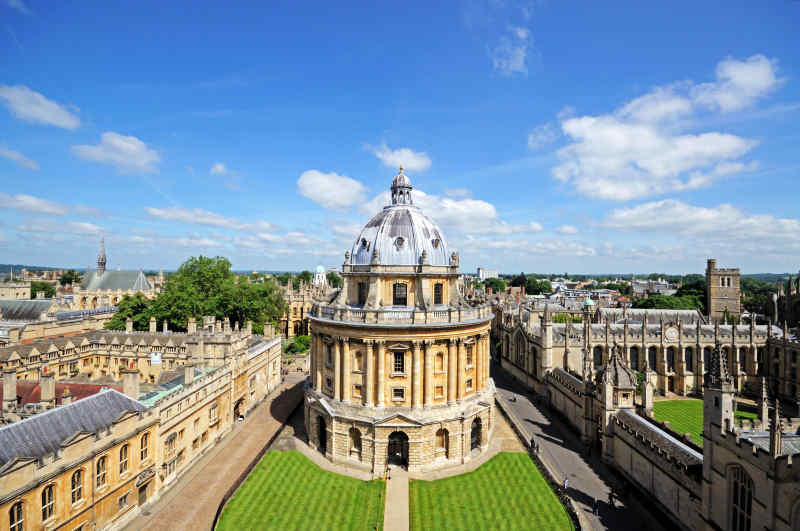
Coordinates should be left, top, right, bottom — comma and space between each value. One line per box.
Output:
170, 236, 220, 248
555, 225, 579, 234
210, 162, 228, 175
297, 170, 368, 210
17, 220, 102, 235
553, 55, 778, 200
0, 85, 80, 129
469, 236, 595, 257
527, 123, 557, 150
145, 206, 279, 232
368, 143, 432, 172
0, 145, 38, 169
0, 193, 68, 215
7, 0, 32, 14
444, 188, 472, 199
490, 26, 531, 77
72, 132, 160, 174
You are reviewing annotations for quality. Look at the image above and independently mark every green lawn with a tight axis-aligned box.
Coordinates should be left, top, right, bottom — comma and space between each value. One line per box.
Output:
653, 399, 758, 446
409, 452, 572, 531
216, 450, 385, 531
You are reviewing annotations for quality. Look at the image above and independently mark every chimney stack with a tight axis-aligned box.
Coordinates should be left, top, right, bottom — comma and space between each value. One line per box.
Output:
223, 317, 231, 334
246, 320, 253, 335
61, 387, 72, 406
188, 317, 197, 335
184, 363, 195, 386
121, 367, 140, 399
40, 371, 55, 408
126, 318, 133, 334
149, 317, 157, 333
2, 369, 17, 411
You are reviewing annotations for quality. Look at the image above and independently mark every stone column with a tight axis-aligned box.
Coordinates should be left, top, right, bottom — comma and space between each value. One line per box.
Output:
365, 340, 374, 406
309, 333, 316, 387
447, 338, 457, 405
315, 334, 323, 390
457, 339, 466, 400
376, 341, 385, 407
412, 341, 422, 409
476, 335, 483, 391
334, 338, 342, 401
423, 340, 433, 407
484, 334, 491, 384
342, 337, 351, 402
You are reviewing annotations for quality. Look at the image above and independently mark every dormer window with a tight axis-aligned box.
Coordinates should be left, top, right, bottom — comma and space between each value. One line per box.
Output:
395, 237, 404, 248
432, 238, 440, 248
361, 238, 369, 250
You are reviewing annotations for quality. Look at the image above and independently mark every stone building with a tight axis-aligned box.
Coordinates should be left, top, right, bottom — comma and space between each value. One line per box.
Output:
280, 281, 314, 338
0, 282, 31, 300
71, 238, 157, 310
706, 258, 741, 322
777, 272, 800, 327
304, 170, 494, 475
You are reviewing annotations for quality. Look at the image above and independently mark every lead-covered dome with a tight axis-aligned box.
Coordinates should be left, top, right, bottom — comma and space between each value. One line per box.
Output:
351, 170, 449, 266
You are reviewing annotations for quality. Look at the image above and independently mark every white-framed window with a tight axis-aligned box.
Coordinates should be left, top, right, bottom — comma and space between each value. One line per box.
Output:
96, 456, 107, 488
140, 433, 150, 461
41, 484, 54, 521
119, 444, 128, 474
393, 351, 405, 373
71, 470, 83, 503
9, 501, 23, 531
392, 388, 405, 401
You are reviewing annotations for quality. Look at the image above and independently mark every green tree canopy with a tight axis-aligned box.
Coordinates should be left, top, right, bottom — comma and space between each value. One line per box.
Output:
525, 277, 552, 295
284, 334, 311, 354
104, 293, 153, 331
30, 281, 55, 299
633, 294, 703, 310
298, 270, 313, 285
59, 269, 82, 286
510, 272, 527, 287
484, 277, 506, 293
326, 271, 343, 288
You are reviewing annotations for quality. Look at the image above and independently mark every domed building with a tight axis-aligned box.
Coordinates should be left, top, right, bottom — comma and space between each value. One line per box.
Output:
304, 169, 494, 475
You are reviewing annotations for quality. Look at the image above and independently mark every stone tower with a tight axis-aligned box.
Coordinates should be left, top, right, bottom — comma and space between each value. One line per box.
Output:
705, 258, 740, 323
703, 344, 735, 438
96, 236, 107, 276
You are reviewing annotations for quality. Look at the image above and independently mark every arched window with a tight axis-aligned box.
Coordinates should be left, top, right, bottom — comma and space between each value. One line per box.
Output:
729, 465, 753, 531
71, 470, 83, 503
348, 427, 361, 459
140, 433, 149, 461
392, 283, 407, 306
531, 348, 538, 377
739, 347, 747, 368
704, 346, 712, 368
96, 456, 107, 488
433, 283, 443, 305
119, 444, 129, 474
630, 346, 639, 371
435, 428, 449, 458
593, 346, 603, 368
684, 347, 694, 372
9, 502, 23, 531
648, 346, 657, 370
666, 346, 676, 372
41, 484, 54, 521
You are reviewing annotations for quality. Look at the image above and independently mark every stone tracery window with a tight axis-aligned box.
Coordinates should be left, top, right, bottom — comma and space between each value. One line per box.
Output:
392, 283, 407, 306
729, 465, 753, 531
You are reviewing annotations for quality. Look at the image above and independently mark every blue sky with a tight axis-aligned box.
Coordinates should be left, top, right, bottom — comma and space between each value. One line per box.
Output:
1, 1, 799, 274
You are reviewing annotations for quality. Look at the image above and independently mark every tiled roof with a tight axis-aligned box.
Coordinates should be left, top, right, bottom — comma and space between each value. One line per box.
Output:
80, 270, 152, 292
0, 389, 147, 468
740, 431, 800, 456
0, 299, 55, 322
0, 381, 120, 405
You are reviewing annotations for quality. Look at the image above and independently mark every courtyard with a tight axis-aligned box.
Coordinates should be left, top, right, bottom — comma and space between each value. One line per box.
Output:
215, 450, 386, 531
409, 452, 573, 531
653, 399, 758, 445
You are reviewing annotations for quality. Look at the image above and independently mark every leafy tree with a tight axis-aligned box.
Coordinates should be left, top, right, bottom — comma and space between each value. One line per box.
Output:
633, 294, 703, 310
59, 269, 82, 286
484, 277, 506, 293
510, 272, 527, 288
284, 335, 311, 354
525, 277, 552, 295
326, 271, 343, 288
104, 293, 153, 331
298, 270, 313, 285
30, 281, 55, 298
275, 273, 292, 286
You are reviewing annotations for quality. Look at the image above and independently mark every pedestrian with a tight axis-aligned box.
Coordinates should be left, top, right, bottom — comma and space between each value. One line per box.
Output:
608, 490, 615, 509
593, 498, 599, 515
563, 478, 568, 493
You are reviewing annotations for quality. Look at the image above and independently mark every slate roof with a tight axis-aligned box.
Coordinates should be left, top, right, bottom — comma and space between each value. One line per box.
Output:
739, 431, 800, 456
597, 308, 706, 324
0, 389, 147, 469
80, 270, 152, 292
0, 299, 55, 322
617, 409, 703, 467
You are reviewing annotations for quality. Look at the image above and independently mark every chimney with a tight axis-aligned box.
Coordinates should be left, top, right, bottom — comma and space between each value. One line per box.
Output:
126, 318, 133, 334
121, 367, 140, 399
184, 363, 195, 386
246, 320, 253, 335
2, 369, 17, 411
149, 317, 157, 333
61, 387, 72, 406
215, 320, 222, 334
187, 317, 197, 335
162, 320, 168, 333
223, 317, 231, 334
40, 371, 56, 408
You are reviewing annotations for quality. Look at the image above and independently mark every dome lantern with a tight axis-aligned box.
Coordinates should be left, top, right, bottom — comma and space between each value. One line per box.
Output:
391, 166, 413, 205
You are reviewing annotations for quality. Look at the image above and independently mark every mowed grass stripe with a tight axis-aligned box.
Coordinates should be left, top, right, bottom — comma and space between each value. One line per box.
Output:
216, 450, 385, 531
409, 452, 572, 531
653, 398, 760, 447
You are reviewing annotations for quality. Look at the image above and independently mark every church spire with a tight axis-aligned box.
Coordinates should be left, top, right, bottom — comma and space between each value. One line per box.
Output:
97, 236, 107, 275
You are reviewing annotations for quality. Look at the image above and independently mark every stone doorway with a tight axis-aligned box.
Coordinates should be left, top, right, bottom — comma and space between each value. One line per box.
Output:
387, 431, 409, 468
317, 416, 327, 455
471, 418, 482, 451
138, 484, 147, 506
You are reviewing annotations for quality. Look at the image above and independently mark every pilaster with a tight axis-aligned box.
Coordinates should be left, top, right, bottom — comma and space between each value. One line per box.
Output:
447, 338, 457, 404
457, 339, 466, 400
476, 335, 483, 390
342, 337, 351, 402
423, 340, 433, 407
365, 340, 374, 406
376, 340, 385, 407
412, 341, 422, 408
334, 338, 342, 401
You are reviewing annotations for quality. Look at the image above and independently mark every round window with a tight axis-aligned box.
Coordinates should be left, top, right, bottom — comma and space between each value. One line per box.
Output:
395, 237, 405, 248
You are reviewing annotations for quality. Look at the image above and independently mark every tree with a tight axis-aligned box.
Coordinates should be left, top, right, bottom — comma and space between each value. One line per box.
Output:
298, 270, 313, 285
484, 277, 506, 293
104, 293, 153, 331
284, 335, 311, 354
633, 294, 703, 310
59, 269, 82, 286
326, 271, 343, 288
30, 281, 55, 298
526, 278, 552, 295
510, 272, 527, 288
275, 273, 292, 286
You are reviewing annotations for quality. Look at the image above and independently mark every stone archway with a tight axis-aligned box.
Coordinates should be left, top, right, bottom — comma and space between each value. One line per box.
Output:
471, 417, 482, 451
387, 431, 409, 468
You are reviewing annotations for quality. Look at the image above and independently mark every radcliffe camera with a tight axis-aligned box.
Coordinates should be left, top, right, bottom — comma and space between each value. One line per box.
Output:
1, 2, 798, 531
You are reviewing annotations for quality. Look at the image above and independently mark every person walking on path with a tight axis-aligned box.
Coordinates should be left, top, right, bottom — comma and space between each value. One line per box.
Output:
563, 478, 568, 493
608, 490, 615, 509
593, 498, 600, 515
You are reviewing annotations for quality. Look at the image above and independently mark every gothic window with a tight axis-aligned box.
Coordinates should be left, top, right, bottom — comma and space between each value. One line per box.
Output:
96, 456, 107, 488
704, 347, 712, 368
648, 346, 657, 370
394, 351, 405, 373
119, 444, 129, 474
71, 470, 83, 503
684, 347, 694, 372
630, 346, 639, 370
433, 283, 443, 305
739, 347, 747, 367
593, 346, 603, 368
358, 282, 368, 305
531, 348, 538, 377
9, 502, 22, 531
515, 336, 525, 367
140, 433, 149, 461
41, 484, 54, 521
729, 465, 753, 531
666, 346, 675, 372
392, 283, 407, 306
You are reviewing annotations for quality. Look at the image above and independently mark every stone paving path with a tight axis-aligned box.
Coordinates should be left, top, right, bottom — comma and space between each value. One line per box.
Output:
493, 365, 671, 531
384, 465, 409, 531
121, 373, 306, 531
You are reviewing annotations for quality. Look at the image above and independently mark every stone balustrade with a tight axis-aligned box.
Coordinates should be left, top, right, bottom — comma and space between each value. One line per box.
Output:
311, 302, 493, 326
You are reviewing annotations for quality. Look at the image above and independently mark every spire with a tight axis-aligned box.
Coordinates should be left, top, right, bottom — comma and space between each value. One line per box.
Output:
390, 167, 413, 205
770, 400, 783, 457
96, 236, 107, 275
707, 343, 733, 389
